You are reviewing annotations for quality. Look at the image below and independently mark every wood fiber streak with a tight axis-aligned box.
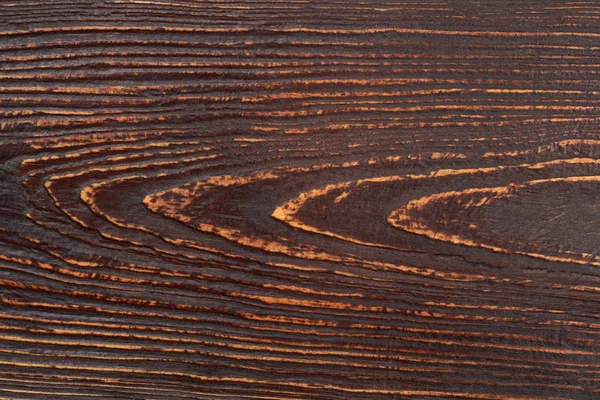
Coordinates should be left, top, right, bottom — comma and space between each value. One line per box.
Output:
1, 1, 600, 399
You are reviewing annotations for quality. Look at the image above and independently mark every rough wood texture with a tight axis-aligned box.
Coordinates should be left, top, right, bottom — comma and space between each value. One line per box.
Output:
1, 1, 600, 399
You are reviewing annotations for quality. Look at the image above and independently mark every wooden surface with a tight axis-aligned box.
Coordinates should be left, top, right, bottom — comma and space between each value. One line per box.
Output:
1, 1, 600, 399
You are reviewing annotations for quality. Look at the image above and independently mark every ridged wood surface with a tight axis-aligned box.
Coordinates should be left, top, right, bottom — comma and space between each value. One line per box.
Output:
1, 1, 600, 399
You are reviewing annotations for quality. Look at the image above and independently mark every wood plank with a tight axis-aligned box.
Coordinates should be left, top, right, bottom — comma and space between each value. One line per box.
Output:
1, 1, 599, 398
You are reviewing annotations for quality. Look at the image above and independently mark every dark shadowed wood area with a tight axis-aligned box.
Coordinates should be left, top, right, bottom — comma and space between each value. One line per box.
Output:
1, 1, 600, 399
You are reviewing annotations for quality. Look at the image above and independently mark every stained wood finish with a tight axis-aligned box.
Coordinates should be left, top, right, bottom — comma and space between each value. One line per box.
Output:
1, 1, 600, 399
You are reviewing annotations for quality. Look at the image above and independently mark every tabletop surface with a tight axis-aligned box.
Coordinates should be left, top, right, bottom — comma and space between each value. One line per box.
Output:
1, 1, 599, 399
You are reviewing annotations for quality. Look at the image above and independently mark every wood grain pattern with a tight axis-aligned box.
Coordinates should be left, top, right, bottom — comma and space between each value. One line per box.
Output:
1, 1, 600, 399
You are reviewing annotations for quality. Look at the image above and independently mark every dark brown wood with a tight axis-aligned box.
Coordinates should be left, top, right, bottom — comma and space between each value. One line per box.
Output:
1, 1, 600, 399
